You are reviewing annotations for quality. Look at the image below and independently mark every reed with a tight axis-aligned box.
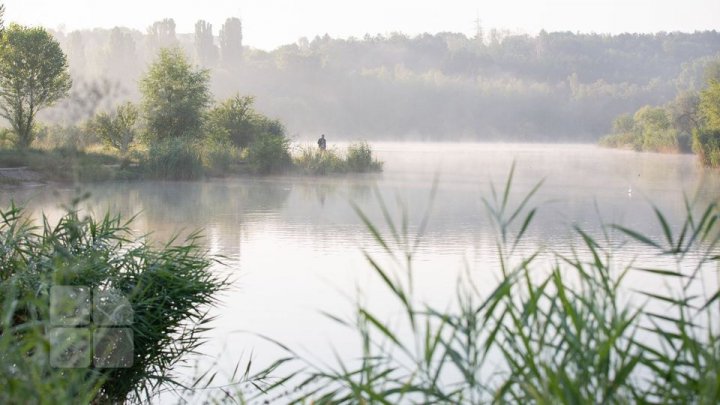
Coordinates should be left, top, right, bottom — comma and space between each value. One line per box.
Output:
0, 199, 227, 403
238, 164, 719, 404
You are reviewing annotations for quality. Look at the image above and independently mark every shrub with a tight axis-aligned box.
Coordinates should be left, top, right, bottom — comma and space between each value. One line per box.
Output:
642, 127, 681, 153
145, 137, 204, 180
201, 138, 239, 176
292, 142, 383, 175
34, 124, 95, 150
206, 95, 257, 148
598, 131, 641, 150
89, 102, 139, 160
0, 203, 226, 403
346, 141, 383, 172
246, 133, 291, 175
293, 146, 346, 175
693, 128, 720, 167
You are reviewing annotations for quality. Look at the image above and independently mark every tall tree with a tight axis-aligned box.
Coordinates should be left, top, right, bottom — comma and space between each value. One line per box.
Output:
147, 19, 177, 54
0, 24, 71, 148
0, 4, 5, 36
219, 17, 243, 68
103, 27, 137, 80
194, 20, 218, 67
699, 79, 720, 131
140, 48, 210, 141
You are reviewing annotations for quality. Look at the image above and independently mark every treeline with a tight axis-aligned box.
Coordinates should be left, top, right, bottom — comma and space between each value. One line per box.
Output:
0, 14, 381, 181
600, 61, 720, 167
43, 23, 720, 140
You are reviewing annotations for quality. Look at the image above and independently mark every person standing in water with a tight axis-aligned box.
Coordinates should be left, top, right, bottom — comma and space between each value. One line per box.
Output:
317, 134, 327, 151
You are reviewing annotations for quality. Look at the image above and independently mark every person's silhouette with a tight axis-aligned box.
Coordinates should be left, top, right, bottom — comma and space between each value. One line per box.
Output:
317, 134, 327, 151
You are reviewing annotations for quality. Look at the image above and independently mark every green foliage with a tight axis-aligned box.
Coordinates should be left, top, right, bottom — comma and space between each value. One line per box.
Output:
598, 131, 641, 150
205, 94, 257, 148
293, 146, 346, 175
90, 102, 139, 158
243, 166, 720, 404
612, 113, 635, 135
346, 141, 383, 172
145, 137, 204, 180
293, 142, 383, 175
692, 129, 720, 167
246, 133, 290, 175
605, 60, 720, 160
0, 147, 123, 182
201, 138, 239, 177
700, 79, 720, 131
0, 203, 226, 403
0, 24, 71, 148
140, 48, 211, 142
642, 128, 680, 152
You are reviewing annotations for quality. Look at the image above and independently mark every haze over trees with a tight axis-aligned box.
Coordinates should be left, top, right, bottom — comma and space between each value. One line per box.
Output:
41, 23, 720, 141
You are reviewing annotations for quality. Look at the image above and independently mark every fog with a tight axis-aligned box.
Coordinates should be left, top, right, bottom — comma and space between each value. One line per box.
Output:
41, 20, 720, 141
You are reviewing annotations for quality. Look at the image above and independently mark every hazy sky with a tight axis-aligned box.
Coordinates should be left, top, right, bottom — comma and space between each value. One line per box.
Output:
4, 0, 719, 50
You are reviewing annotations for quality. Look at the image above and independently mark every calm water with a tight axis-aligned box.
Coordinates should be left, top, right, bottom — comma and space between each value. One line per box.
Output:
3, 143, 719, 395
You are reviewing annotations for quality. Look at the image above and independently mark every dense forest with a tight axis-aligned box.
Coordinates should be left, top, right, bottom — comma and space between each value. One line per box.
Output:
41, 20, 720, 141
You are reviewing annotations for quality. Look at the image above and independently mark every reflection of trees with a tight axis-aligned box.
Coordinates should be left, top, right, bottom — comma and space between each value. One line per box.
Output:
294, 176, 377, 207
134, 180, 290, 226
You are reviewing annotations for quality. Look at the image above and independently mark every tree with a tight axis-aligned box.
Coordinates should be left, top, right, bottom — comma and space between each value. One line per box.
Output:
0, 4, 5, 36
206, 95, 257, 148
0, 24, 71, 148
611, 113, 635, 135
146, 19, 177, 55
220, 17, 243, 68
194, 20, 218, 67
103, 27, 137, 80
140, 48, 211, 141
91, 102, 138, 160
699, 79, 720, 131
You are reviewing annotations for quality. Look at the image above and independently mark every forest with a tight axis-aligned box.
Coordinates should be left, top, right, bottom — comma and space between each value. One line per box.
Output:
43, 20, 720, 141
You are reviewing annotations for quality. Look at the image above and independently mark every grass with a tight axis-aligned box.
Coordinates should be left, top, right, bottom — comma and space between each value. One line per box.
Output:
0, 147, 135, 182
225, 164, 720, 404
293, 142, 383, 175
0, 199, 227, 403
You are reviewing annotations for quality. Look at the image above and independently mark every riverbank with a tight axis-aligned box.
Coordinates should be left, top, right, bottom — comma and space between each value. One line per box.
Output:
0, 141, 383, 188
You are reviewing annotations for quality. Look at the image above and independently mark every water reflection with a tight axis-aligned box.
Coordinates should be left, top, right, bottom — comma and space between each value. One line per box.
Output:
1, 143, 719, 395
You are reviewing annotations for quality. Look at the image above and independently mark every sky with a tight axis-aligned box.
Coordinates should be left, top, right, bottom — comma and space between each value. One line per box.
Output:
4, 0, 720, 50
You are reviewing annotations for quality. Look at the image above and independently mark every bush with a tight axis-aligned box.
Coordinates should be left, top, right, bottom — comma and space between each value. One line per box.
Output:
89, 102, 139, 160
201, 138, 239, 176
292, 142, 383, 175
145, 137, 204, 180
598, 131, 641, 150
346, 141, 383, 172
693, 129, 720, 167
34, 124, 96, 150
293, 146, 346, 175
642, 127, 681, 153
246, 133, 291, 175
0, 204, 226, 403
205, 95, 257, 148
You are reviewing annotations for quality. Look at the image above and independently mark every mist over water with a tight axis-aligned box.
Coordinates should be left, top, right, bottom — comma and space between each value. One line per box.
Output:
5, 142, 718, 387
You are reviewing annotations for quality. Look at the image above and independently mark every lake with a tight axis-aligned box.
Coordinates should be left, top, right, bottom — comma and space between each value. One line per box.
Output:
3, 142, 719, 397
